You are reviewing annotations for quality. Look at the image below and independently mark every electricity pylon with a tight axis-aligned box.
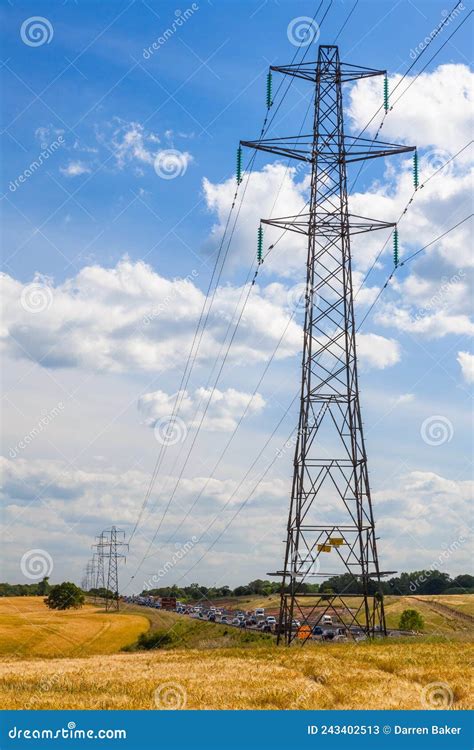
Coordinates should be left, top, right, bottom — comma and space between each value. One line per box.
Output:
92, 532, 108, 604
242, 45, 414, 644
103, 526, 128, 611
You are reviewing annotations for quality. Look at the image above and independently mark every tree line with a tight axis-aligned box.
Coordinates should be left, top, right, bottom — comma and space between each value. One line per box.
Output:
141, 570, 474, 600
1, 570, 472, 599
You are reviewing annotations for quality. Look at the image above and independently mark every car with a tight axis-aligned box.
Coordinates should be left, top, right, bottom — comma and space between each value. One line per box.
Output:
256, 621, 265, 629
245, 619, 254, 627
261, 624, 272, 632
255, 608, 265, 617
239, 620, 246, 628
208, 613, 216, 622
249, 617, 257, 625
232, 618, 241, 625
321, 614, 333, 625
322, 629, 335, 640
220, 616, 228, 624
266, 616, 276, 625
312, 625, 323, 636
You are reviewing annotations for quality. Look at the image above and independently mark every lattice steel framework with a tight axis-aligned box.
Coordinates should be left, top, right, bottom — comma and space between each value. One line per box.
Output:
242, 45, 414, 644
92, 532, 108, 603
98, 527, 128, 611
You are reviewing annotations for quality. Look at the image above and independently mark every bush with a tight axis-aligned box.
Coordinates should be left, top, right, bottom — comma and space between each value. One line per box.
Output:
45, 582, 85, 610
399, 609, 424, 631
136, 630, 178, 650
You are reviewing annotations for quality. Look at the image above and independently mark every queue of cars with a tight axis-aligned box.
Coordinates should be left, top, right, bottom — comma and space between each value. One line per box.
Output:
122, 596, 350, 640
176, 603, 348, 640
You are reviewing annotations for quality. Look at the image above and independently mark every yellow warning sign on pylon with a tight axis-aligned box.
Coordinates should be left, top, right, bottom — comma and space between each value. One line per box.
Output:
329, 537, 344, 546
317, 544, 331, 552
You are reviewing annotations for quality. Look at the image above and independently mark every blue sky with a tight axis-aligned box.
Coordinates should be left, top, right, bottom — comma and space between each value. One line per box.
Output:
1, 0, 472, 591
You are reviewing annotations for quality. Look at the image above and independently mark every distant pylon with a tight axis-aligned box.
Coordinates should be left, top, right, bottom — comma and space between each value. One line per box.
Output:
102, 526, 128, 611
242, 45, 414, 644
92, 532, 108, 604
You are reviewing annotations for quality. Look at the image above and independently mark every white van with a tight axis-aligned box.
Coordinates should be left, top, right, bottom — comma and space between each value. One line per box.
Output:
254, 608, 265, 618
321, 614, 332, 625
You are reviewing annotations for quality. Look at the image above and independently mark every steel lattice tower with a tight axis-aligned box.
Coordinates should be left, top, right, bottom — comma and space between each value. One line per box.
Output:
103, 526, 128, 611
242, 45, 414, 644
92, 532, 108, 603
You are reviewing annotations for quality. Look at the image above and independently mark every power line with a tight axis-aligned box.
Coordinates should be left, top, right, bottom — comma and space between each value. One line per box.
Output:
355, 139, 473, 296
127, 6, 329, 549
357, 213, 473, 330
333, 0, 359, 43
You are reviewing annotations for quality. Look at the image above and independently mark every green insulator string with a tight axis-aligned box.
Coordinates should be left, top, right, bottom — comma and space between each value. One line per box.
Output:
413, 149, 419, 189
266, 71, 273, 109
257, 225, 263, 264
383, 75, 389, 113
236, 145, 243, 185
393, 227, 399, 268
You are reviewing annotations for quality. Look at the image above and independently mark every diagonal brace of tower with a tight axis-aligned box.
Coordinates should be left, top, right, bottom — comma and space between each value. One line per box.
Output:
241, 45, 415, 645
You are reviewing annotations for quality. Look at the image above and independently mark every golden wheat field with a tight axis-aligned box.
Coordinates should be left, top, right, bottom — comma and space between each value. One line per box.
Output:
0, 596, 148, 658
0, 596, 472, 710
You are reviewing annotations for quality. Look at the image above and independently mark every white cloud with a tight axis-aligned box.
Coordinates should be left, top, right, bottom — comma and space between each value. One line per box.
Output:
457, 351, 474, 384
348, 64, 473, 154
376, 305, 474, 339
203, 163, 309, 278
60, 161, 92, 177
357, 332, 401, 369
1, 259, 301, 374
1, 259, 400, 375
138, 387, 266, 432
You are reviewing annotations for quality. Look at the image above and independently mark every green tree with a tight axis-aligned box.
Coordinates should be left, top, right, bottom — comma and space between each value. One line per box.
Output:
454, 574, 474, 590
45, 582, 85, 610
37, 577, 51, 596
399, 608, 424, 631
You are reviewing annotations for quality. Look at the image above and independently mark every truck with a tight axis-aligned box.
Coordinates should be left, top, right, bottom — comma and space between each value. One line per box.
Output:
160, 596, 177, 610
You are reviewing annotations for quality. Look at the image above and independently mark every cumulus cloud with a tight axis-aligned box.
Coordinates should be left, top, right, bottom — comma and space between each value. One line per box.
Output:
374, 470, 472, 573
203, 163, 309, 278
1, 259, 301, 373
60, 161, 92, 177
457, 351, 474, 384
138, 387, 266, 432
357, 332, 401, 369
348, 64, 473, 154
1, 259, 400, 375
